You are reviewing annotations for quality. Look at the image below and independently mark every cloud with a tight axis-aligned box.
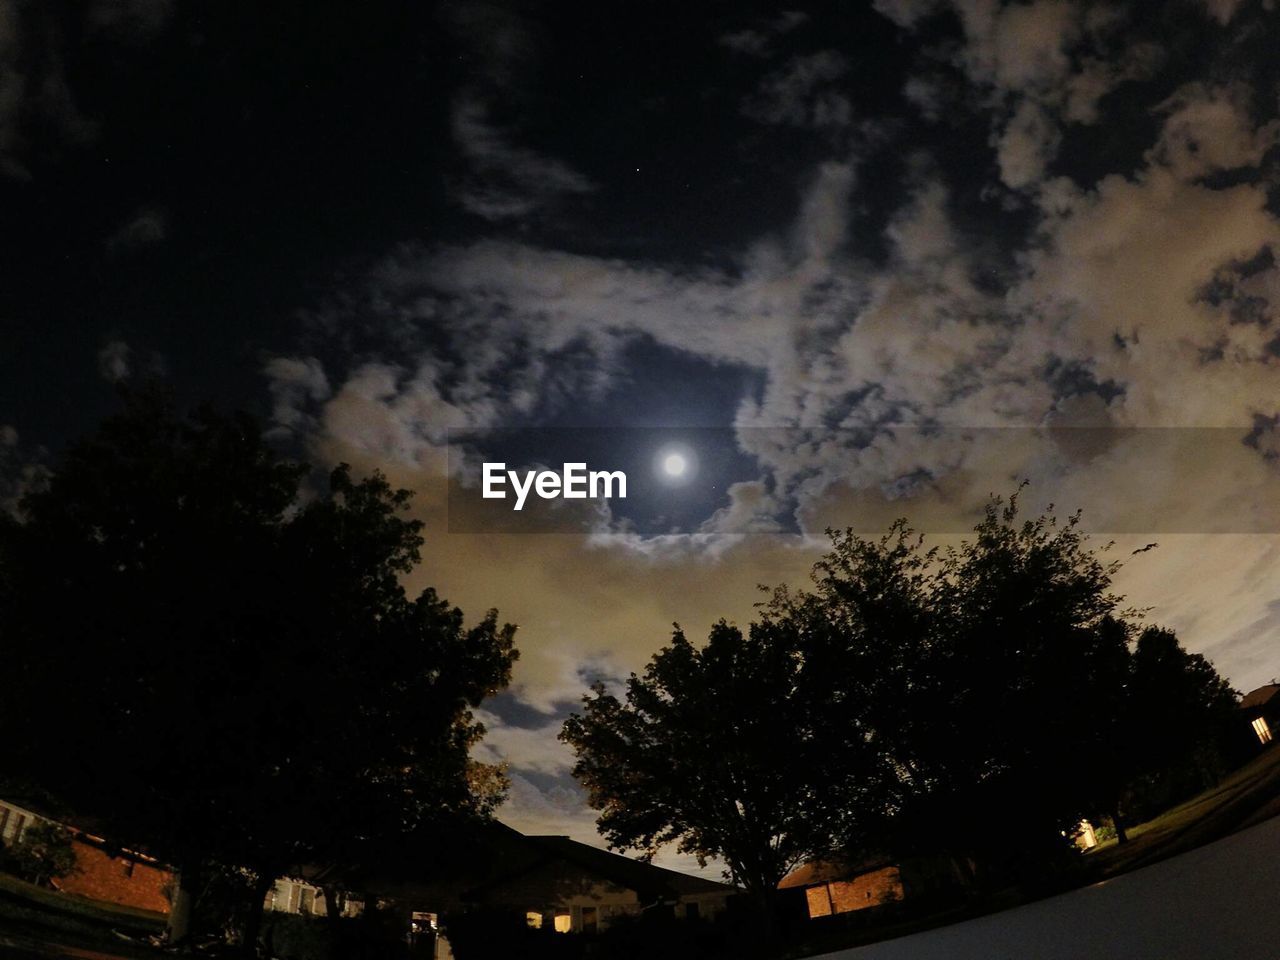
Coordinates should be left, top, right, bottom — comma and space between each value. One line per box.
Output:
264, 356, 330, 439
698, 480, 787, 535
499, 771, 593, 839
872, 0, 942, 29
0, 1, 98, 179
956, 0, 1081, 96
1150, 83, 1280, 180
297, 120, 1280, 531
473, 710, 575, 777
280, 81, 1280, 535
438, 0, 540, 91
1017, 151, 1280, 425
903, 74, 957, 122
437, 3, 596, 222
0, 0, 166, 179
1113, 534, 1280, 692
97, 339, 167, 383
741, 51, 853, 131
450, 92, 596, 221
718, 10, 810, 57
106, 205, 168, 255
995, 99, 1061, 189
0, 426, 49, 518
236, 0, 1280, 865
266, 15, 1280, 740
0, 0, 24, 179
87, 0, 173, 37
879, 1, 1162, 191
98, 340, 132, 383
264, 160, 968, 708
1200, 0, 1246, 24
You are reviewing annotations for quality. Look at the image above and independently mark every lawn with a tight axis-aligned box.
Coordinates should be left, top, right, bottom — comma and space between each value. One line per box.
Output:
1085, 743, 1280, 877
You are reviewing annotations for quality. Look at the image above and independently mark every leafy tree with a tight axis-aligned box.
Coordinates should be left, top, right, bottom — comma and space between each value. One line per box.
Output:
789, 521, 942, 850
1119, 626, 1239, 821
5, 822, 78, 887
0, 389, 517, 949
758, 495, 1136, 881
563, 488, 1180, 904
916, 492, 1135, 875
561, 617, 893, 932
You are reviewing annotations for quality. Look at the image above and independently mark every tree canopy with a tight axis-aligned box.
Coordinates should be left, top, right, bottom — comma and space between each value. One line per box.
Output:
0, 389, 517, 937
562, 488, 1239, 898
561, 617, 888, 901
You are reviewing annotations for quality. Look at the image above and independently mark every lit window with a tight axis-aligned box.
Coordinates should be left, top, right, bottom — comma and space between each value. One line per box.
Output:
553, 913, 572, 934
526, 912, 543, 929
1253, 717, 1273, 744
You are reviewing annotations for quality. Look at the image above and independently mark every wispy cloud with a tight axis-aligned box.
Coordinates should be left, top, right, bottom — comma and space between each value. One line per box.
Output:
106, 205, 168, 255
740, 51, 853, 131
718, 10, 810, 57
450, 92, 596, 221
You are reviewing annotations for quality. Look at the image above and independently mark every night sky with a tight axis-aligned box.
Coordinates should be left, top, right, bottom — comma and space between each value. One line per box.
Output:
4, 0, 1280, 875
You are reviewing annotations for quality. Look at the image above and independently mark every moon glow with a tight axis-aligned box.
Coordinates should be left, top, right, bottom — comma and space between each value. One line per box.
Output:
654, 443, 697, 486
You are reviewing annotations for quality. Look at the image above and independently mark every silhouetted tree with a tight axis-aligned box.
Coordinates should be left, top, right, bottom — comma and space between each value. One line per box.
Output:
563, 488, 1183, 903
1118, 626, 1239, 822
761, 495, 1138, 881
561, 617, 894, 938
784, 521, 943, 856
0, 389, 517, 951
916, 492, 1135, 877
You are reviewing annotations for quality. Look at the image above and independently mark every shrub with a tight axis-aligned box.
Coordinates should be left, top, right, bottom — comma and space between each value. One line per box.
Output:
6, 822, 77, 886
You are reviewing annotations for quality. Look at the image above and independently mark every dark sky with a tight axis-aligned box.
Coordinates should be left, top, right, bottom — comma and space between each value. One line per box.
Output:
4, 0, 1280, 874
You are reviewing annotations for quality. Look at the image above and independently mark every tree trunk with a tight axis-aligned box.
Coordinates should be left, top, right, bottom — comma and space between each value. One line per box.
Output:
747, 879, 785, 952
950, 853, 978, 892
240, 873, 275, 958
320, 885, 347, 960
167, 864, 199, 945
361, 891, 381, 954
1111, 809, 1129, 845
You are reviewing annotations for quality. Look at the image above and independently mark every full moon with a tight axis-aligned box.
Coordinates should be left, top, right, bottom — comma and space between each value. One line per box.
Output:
663, 453, 688, 477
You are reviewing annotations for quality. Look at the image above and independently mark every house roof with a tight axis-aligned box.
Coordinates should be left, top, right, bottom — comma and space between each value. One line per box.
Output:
778, 855, 895, 890
1240, 684, 1280, 711
522, 835, 735, 899
0, 794, 167, 866
303, 821, 736, 908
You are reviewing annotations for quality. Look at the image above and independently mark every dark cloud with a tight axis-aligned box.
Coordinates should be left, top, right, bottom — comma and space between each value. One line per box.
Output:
105, 205, 167, 255
740, 50, 853, 131
718, 10, 809, 57
450, 91, 596, 221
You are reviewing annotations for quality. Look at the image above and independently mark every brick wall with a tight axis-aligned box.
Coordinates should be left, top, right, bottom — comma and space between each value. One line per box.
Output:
804, 866, 903, 918
54, 839, 172, 915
